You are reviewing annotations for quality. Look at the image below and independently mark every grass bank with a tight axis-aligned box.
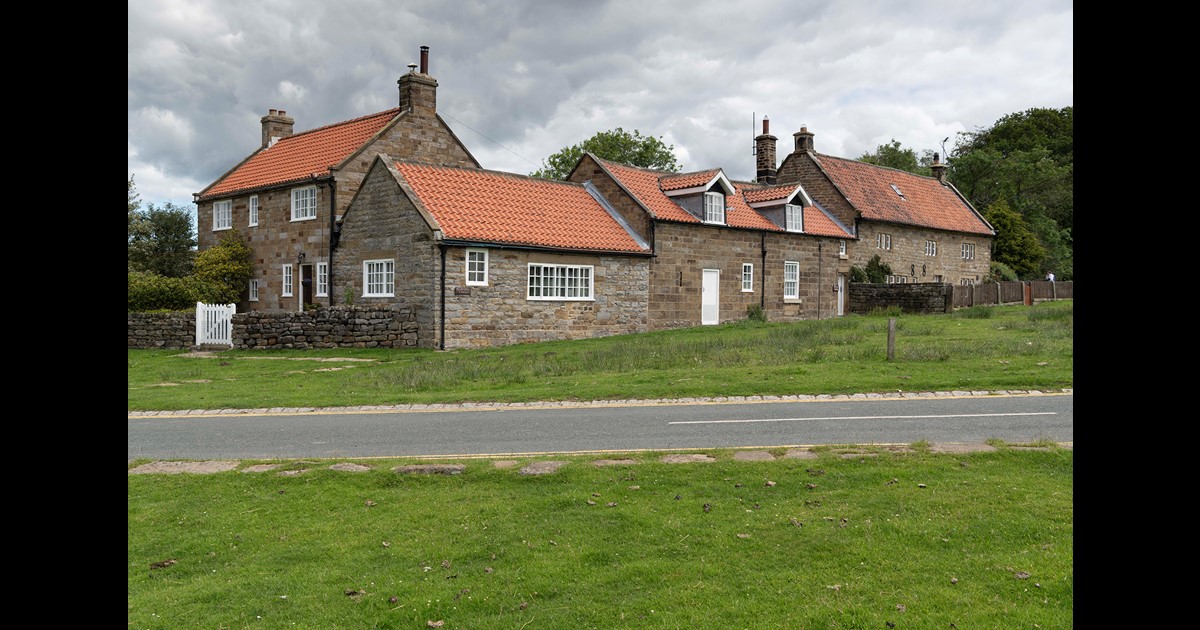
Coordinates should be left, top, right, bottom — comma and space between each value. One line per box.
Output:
128, 301, 1072, 411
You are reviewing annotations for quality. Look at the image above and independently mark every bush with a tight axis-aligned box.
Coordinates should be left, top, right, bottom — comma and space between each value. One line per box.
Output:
864, 255, 892, 283
746, 304, 767, 322
848, 266, 867, 283
128, 271, 203, 311
193, 229, 253, 304
984, 261, 1019, 283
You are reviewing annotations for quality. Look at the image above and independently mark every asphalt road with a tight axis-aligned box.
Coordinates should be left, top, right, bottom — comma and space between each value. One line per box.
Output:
128, 392, 1072, 460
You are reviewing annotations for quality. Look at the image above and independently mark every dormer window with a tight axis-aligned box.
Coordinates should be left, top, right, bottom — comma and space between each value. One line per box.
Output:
785, 203, 803, 232
704, 192, 725, 224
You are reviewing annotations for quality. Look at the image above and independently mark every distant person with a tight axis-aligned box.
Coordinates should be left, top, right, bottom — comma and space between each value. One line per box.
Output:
1046, 271, 1055, 282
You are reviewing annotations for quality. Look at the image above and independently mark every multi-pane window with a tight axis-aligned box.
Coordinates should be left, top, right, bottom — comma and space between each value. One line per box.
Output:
466, 249, 488, 286
315, 262, 328, 297
249, 279, 259, 301
213, 200, 232, 230
886, 275, 908, 284
704, 192, 725, 224
363, 259, 395, 297
784, 261, 799, 299
742, 263, 754, 292
291, 186, 317, 221
528, 264, 593, 300
925, 240, 937, 257
785, 204, 803, 232
248, 195, 259, 227
960, 277, 975, 286
961, 243, 975, 260
839, 240, 847, 256
877, 233, 891, 250
281, 264, 293, 296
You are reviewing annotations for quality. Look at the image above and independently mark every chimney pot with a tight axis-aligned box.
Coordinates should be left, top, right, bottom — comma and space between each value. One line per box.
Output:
420, 45, 429, 74
763, 115, 770, 135
269, 108, 277, 115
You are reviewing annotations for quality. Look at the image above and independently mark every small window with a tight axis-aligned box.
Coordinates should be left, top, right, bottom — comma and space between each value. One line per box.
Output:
890, 183, 906, 200
315, 262, 328, 297
466, 249, 488, 286
248, 195, 259, 227
784, 261, 799, 299
960, 277, 975, 286
281, 264, 293, 297
363, 259, 395, 297
961, 243, 975, 260
249, 279, 259, 302
528, 263, 593, 300
877, 233, 892, 250
213, 200, 232, 230
785, 204, 803, 232
839, 240, 847, 256
886, 275, 907, 284
925, 240, 937, 257
291, 186, 317, 221
742, 263, 754, 292
704, 192, 725, 224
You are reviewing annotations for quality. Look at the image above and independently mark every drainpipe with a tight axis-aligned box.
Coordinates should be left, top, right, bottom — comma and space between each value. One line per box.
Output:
327, 179, 336, 305
760, 233, 766, 309
438, 243, 447, 350
816, 241, 823, 320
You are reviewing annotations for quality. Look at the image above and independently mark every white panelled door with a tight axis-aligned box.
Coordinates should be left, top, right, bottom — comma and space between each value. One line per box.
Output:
702, 269, 719, 325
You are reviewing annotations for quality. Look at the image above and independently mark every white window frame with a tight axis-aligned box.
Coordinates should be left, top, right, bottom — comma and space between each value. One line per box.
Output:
281, 264, 294, 296
249, 279, 259, 302
925, 240, 937, 257
527, 263, 593, 301
839, 240, 847, 257
248, 195, 259, 227
877, 233, 891, 250
741, 263, 754, 292
785, 204, 803, 232
783, 261, 799, 299
704, 192, 725, 224
961, 243, 975, 260
886, 275, 908, 284
315, 262, 328, 297
291, 186, 317, 221
466, 249, 488, 286
213, 200, 232, 231
363, 259, 395, 297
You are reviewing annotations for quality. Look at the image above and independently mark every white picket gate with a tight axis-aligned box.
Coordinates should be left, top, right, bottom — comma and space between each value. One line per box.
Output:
196, 302, 236, 347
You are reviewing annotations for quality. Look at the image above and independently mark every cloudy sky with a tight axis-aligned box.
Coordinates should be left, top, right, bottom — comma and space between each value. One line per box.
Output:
128, 0, 1072, 212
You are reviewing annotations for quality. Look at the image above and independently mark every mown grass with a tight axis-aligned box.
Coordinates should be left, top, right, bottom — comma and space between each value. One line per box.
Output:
128, 446, 1072, 629
128, 301, 1072, 411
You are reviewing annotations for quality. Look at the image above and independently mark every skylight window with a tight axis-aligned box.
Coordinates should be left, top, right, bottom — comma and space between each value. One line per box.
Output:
890, 184, 906, 200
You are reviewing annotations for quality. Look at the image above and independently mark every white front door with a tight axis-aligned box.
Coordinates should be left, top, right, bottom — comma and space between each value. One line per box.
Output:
702, 269, 719, 325
837, 274, 846, 316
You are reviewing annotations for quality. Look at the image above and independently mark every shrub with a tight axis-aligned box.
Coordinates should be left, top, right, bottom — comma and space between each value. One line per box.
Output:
193, 229, 253, 305
864, 255, 892, 283
984, 261, 1019, 282
848, 266, 867, 283
128, 271, 202, 311
746, 304, 767, 323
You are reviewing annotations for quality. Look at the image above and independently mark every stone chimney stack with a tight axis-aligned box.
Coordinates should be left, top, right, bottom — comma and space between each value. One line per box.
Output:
793, 126, 815, 153
399, 45, 438, 117
754, 115, 777, 184
260, 108, 295, 148
931, 152, 947, 184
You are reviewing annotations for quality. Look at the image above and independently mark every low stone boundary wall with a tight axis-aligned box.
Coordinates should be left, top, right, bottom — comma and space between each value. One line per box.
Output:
848, 283, 952, 314
128, 305, 419, 349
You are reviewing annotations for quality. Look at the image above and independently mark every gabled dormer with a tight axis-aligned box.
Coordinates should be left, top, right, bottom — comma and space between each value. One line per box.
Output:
660, 169, 736, 225
744, 183, 813, 233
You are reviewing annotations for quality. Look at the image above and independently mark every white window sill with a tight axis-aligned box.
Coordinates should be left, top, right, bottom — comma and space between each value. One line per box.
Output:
741, 289, 754, 293
839, 254, 849, 260
213, 226, 232, 232
526, 297, 595, 302
363, 294, 395, 298
290, 215, 317, 222
784, 298, 803, 304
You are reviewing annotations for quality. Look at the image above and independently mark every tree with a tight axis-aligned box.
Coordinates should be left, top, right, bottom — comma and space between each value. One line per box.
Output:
192, 229, 253, 304
531, 128, 681, 180
128, 176, 197, 277
982, 199, 1045, 280
857, 140, 932, 176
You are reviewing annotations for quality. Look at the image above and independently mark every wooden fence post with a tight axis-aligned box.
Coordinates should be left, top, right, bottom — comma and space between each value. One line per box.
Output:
887, 317, 896, 361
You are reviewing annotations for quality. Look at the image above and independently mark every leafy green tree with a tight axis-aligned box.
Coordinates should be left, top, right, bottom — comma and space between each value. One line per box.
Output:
128, 201, 197, 277
858, 140, 931, 176
982, 199, 1045, 279
531, 128, 681, 180
192, 229, 253, 304
863, 254, 893, 283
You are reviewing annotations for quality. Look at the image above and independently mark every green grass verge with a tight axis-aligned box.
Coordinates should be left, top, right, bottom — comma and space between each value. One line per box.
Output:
128, 301, 1072, 411
129, 447, 1073, 628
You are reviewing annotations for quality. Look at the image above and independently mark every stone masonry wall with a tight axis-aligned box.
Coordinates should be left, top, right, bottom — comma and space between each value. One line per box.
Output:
128, 311, 195, 349
233, 305, 417, 349
854, 222, 991, 287
441, 248, 650, 349
847, 283, 952, 314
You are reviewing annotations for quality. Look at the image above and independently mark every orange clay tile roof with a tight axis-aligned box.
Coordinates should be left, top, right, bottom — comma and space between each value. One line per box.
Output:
659, 169, 722, 191
813, 154, 993, 236
594, 156, 852, 238
394, 162, 648, 253
199, 108, 401, 200
742, 183, 800, 204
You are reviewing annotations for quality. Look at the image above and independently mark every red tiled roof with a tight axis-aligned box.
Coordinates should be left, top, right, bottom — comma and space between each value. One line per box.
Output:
743, 183, 799, 204
199, 108, 401, 200
395, 162, 648, 253
814, 154, 993, 235
594, 156, 852, 237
